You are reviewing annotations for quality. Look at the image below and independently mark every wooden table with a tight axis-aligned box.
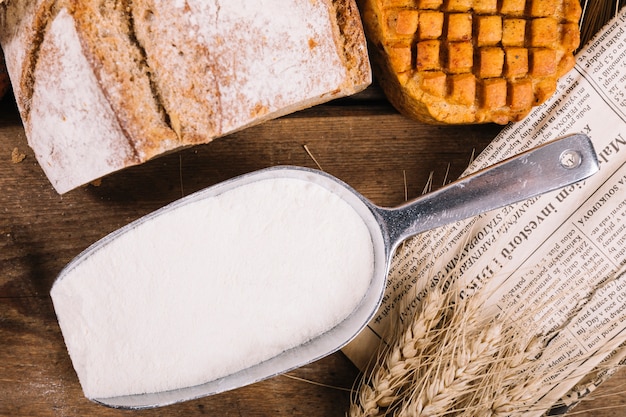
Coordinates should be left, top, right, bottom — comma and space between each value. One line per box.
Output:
1, 88, 624, 416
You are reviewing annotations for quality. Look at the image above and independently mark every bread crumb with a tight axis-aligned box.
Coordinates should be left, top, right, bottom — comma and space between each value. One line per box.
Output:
90, 178, 102, 187
11, 147, 26, 163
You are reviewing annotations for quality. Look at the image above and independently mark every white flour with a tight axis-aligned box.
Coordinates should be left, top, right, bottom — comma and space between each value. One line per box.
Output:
51, 176, 374, 398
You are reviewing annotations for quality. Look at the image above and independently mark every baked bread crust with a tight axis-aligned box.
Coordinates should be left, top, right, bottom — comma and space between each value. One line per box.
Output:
0, 0, 371, 193
359, 0, 581, 124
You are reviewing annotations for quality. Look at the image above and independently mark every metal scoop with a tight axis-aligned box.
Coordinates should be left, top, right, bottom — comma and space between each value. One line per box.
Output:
51, 133, 598, 409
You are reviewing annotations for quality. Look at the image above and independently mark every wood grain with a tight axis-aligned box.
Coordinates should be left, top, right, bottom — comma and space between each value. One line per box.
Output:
1, 89, 624, 416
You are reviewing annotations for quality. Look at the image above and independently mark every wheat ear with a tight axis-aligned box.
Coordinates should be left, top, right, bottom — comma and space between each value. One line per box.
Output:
350, 282, 454, 417
350, 281, 560, 417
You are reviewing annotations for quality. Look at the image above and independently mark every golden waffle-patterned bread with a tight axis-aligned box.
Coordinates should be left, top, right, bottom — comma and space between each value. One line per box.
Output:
360, 0, 582, 124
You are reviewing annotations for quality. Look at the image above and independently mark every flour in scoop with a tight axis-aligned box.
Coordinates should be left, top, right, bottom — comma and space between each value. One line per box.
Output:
51, 176, 375, 399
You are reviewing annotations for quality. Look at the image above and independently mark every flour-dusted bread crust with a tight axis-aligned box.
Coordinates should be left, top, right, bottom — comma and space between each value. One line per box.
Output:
0, 0, 371, 193
29, 8, 138, 186
359, 0, 581, 125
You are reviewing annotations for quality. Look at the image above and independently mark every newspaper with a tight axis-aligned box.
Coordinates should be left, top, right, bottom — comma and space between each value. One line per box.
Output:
343, 8, 626, 415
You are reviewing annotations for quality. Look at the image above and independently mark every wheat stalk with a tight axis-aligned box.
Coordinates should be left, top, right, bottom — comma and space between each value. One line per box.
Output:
349, 273, 564, 417
349, 284, 452, 417
401, 306, 503, 417
349, 267, 626, 417
579, 0, 626, 47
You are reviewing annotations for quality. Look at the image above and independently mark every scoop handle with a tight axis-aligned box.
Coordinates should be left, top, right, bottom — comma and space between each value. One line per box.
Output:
378, 133, 599, 250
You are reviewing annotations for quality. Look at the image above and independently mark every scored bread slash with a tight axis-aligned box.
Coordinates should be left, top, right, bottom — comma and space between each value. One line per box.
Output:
0, 48, 9, 100
0, 0, 371, 194
359, 0, 582, 124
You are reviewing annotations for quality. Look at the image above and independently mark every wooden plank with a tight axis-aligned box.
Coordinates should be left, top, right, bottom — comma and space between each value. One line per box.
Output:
1, 90, 625, 416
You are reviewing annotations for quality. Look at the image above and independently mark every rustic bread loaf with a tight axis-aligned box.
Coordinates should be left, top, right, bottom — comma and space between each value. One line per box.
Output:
0, 0, 371, 193
359, 0, 581, 124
